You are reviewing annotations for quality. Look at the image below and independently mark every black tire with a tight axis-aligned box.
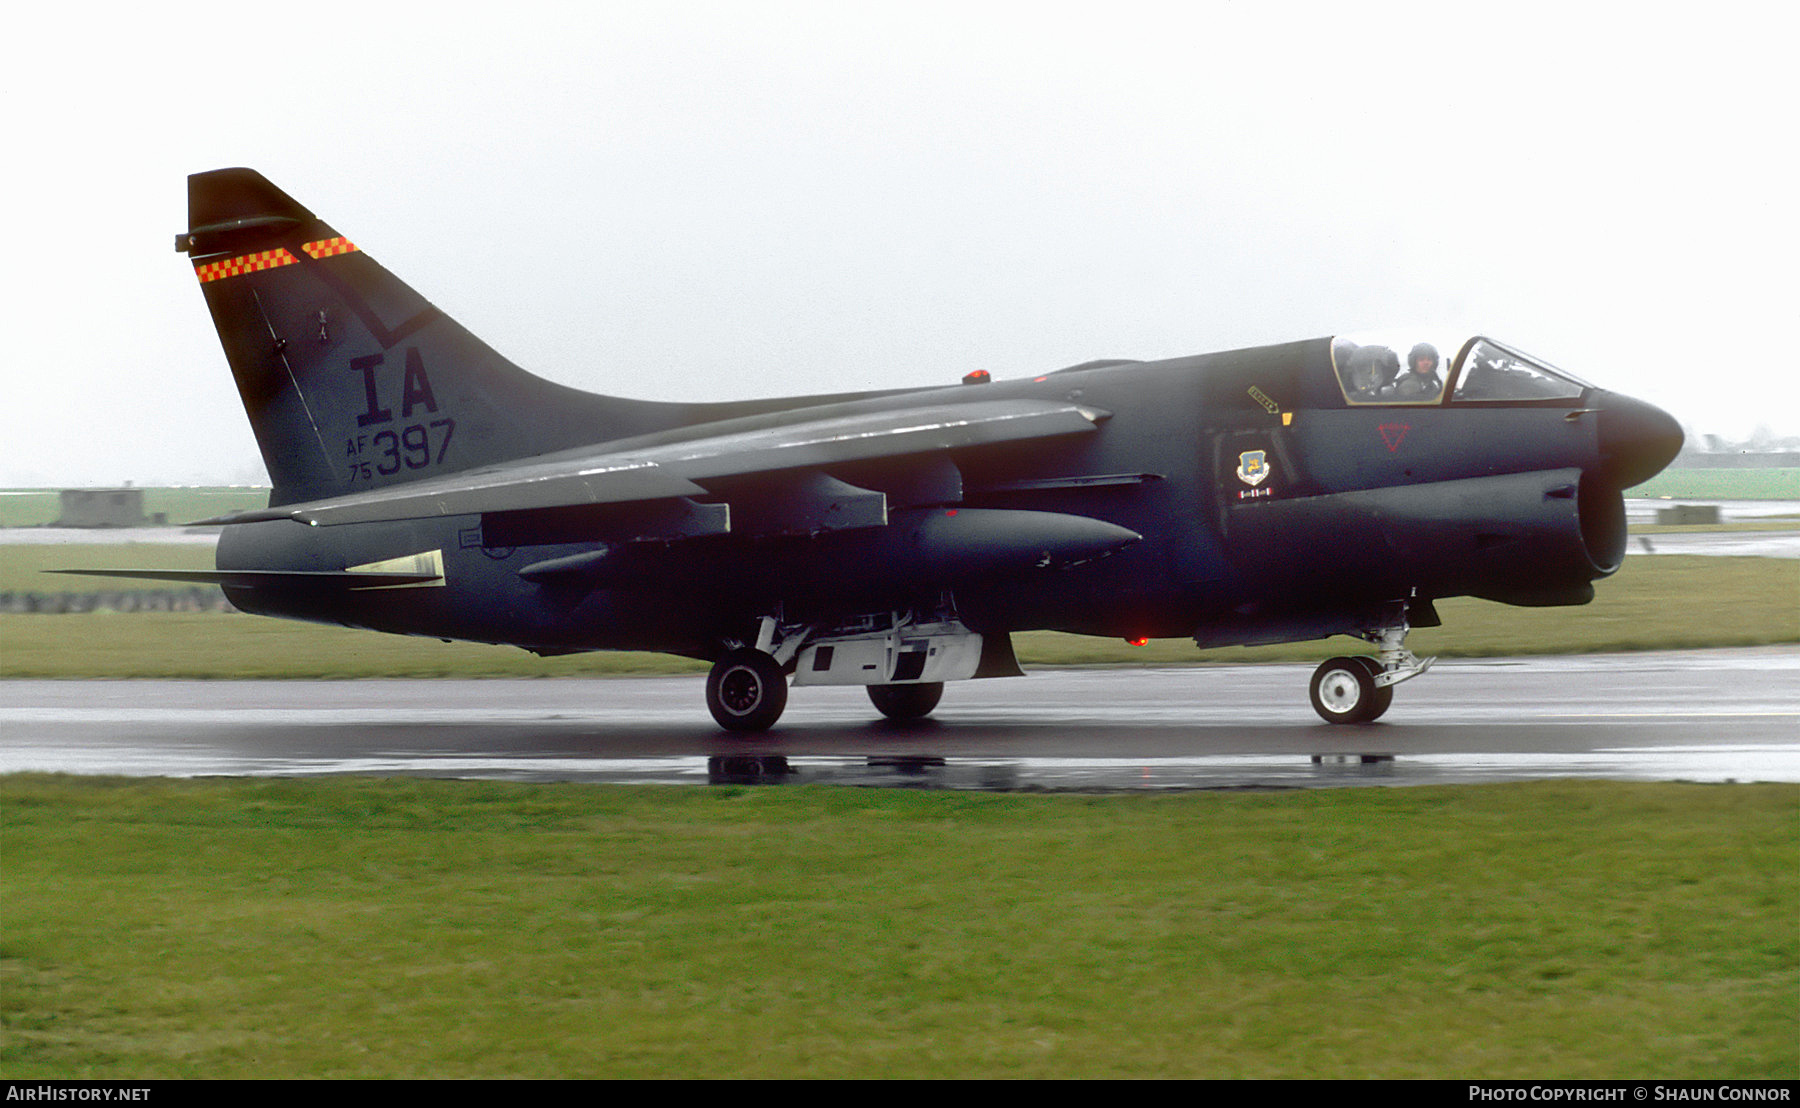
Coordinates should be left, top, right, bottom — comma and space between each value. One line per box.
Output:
1309, 656, 1381, 724
706, 649, 788, 733
867, 682, 944, 721
1351, 656, 1395, 722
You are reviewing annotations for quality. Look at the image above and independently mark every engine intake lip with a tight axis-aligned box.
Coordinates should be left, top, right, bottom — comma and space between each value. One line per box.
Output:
1577, 471, 1627, 577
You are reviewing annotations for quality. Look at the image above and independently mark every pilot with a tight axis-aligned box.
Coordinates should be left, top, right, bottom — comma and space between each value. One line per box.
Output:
1391, 342, 1442, 401
1342, 345, 1399, 399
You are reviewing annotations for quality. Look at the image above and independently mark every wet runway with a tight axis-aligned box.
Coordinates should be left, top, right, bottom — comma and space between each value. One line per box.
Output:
3, 648, 1796, 791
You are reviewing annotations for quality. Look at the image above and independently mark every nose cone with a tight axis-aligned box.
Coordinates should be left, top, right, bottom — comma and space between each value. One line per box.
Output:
1595, 391, 1684, 489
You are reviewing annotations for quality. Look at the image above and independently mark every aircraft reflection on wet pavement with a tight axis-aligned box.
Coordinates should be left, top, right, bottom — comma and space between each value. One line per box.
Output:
3, 653, 1793, 791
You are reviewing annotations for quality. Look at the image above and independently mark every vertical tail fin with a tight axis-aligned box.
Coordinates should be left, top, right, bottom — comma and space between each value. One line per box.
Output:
180, 168, 662, 506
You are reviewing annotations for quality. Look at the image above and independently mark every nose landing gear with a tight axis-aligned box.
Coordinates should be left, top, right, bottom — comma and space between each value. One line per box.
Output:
1308, 622, 1434, 725
1309, 656, 1391, 723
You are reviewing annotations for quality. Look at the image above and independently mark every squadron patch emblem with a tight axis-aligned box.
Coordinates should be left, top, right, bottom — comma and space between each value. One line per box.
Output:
1236, 450, 1270, 487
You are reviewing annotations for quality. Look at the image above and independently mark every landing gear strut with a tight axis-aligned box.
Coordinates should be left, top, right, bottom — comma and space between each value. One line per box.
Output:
1308, 620, 1433, 725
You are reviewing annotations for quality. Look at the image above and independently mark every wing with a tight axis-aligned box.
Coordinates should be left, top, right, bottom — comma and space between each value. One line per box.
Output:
203, 398, 1108, 537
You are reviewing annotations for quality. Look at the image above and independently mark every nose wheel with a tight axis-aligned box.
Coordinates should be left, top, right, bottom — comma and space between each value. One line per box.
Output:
1309, 656, 1394, 724
1308, 618, 1433, 724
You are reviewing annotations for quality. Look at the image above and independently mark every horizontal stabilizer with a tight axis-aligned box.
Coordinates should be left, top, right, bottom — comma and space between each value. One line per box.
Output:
48, 568, 442, 590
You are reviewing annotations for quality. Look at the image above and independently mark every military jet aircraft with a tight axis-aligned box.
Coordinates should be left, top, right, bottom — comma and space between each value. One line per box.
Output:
81, 168, 1684, 731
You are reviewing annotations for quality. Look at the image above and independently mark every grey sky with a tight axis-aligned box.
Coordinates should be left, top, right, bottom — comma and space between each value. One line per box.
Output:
5, 0, 1795, 486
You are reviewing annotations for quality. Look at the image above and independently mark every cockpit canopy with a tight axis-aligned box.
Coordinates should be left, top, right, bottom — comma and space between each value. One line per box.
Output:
1331, 331, 1593, 407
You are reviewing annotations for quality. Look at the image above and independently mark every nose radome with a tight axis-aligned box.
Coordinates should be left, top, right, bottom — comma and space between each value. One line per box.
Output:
1595, 391, 1684, 489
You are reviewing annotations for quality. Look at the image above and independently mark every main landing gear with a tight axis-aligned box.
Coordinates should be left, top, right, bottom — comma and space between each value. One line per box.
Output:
703, 654, 948, 732
1308, 623, 1434, 725
706, 648, 788, 732
703, 611, 966, 733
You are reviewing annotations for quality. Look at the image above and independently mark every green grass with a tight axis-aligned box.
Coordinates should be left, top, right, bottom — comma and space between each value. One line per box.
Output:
2, 776, 1792, 1079
0, 613, 709, 678
1627, 467, 1800, 500
0, 542, 219, 593
1017, 554, 1800, 665
3, 554, 1793, 677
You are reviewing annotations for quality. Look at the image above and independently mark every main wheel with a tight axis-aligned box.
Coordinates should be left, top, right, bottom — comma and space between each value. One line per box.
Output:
867, 682, 943, 721
1309, 656, 1383, 725
706, 649, 788, 733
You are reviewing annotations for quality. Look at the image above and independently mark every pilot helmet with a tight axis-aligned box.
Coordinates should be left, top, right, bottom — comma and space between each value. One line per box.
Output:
1407, 342, 1440, 375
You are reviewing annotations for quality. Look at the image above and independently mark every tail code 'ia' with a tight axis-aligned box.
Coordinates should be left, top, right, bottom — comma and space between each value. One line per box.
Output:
178, 168, 663, 506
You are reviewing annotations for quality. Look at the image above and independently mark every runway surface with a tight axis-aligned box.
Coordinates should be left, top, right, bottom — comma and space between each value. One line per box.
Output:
4, 648, 1796, 791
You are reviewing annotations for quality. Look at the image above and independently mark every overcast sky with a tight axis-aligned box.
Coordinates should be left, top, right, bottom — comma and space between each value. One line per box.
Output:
5, 0, 1795, 486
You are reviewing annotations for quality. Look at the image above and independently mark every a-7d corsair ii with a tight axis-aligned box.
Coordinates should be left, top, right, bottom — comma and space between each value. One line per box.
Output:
86, 169, 1683, 730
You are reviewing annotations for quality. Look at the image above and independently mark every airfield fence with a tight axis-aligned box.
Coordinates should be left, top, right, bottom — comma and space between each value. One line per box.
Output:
0, 587, 234, 614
